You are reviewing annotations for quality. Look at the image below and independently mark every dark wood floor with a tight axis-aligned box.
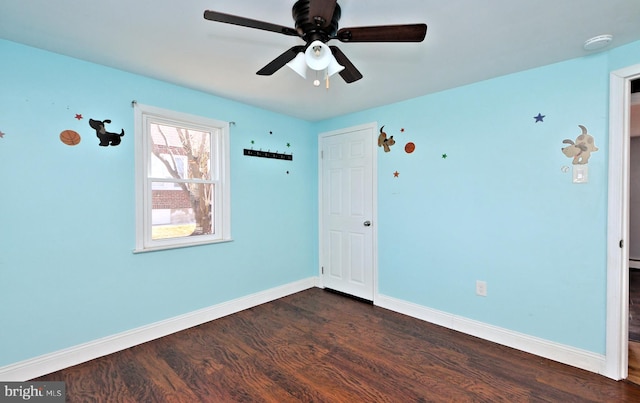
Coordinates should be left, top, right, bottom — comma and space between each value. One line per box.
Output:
34, 288, 640, 402
629, 341, 640, 385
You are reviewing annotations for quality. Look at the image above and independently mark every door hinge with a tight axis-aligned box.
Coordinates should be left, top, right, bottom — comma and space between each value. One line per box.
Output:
620, 239, 624, 248
321, 266, 324, 274
321, 150, 324, 159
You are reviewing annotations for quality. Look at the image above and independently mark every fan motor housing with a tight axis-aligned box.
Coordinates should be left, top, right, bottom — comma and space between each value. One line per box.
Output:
292, 0, 341, 42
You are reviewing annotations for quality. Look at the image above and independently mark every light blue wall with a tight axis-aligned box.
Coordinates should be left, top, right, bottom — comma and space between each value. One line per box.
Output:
314, 41, 640, 354
3, 36, 640, 369
608, 39, 640, 72
0, 40, 317, 367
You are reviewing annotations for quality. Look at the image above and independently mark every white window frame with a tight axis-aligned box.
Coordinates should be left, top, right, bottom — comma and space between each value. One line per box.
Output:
134, 103, 231, 252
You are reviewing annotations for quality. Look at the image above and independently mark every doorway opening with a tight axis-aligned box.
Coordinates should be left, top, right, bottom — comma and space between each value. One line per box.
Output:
627, 78, 640, 383
607, 65, 640, 381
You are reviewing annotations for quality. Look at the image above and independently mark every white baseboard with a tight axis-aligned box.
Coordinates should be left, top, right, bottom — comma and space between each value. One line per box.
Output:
375, 293, 606, 376
0, 277, 319, 381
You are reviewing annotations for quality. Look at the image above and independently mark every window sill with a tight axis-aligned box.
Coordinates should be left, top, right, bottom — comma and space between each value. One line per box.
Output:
133, 238, 233, 254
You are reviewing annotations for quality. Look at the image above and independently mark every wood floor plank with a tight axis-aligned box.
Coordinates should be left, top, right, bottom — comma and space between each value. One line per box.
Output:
127, 343, 201, 403
629, 341, 640, 386
33, 288, 640, 402
168, 327, 300, 401
36, 351, 137, 402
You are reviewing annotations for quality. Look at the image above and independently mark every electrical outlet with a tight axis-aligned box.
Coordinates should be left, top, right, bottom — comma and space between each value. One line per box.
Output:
476, 280, 487, 297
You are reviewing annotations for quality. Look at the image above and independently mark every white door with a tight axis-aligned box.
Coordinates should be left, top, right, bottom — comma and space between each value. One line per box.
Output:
319, 123, 377, 301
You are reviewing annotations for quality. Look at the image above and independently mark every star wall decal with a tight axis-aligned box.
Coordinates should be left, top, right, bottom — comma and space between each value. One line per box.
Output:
534, 113, 545, 123
286, 142, 291, 148
75, 114, 83, 120
0, 130, 5, 138
442, 153, 448, 159
393, 171, 400, 177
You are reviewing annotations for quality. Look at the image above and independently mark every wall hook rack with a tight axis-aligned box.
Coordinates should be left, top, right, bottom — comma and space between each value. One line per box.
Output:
244, 148, 293, 161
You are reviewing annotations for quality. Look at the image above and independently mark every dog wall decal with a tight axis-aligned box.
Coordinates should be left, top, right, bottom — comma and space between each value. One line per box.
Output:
377, 125, 395, 153
89, 119, 124, 147
561, 125, 598, 165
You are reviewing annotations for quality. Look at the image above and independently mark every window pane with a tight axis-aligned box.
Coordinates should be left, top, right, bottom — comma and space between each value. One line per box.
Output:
149, 123, 211, 180
151, 182, 214, 240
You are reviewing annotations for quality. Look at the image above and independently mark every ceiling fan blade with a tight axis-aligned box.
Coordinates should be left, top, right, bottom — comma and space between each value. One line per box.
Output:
330, 46, 363, 83
257, 46, 305, 76
204, 10, 299, 37
308, 0, 337, 28
336, 23, 427, 42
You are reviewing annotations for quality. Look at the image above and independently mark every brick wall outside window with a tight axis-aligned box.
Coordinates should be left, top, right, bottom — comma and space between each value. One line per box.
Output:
153, 190, 192, 209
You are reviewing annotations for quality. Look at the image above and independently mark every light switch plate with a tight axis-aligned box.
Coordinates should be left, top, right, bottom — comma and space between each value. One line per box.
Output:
573, 165, 588, 183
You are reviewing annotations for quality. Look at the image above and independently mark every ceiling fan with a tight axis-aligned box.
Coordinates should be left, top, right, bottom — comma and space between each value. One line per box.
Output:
203, 0, 427, 84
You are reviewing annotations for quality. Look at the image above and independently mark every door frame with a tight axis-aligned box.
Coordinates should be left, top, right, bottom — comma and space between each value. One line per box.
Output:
606, 63, 640, 380
318, 122, 379, 302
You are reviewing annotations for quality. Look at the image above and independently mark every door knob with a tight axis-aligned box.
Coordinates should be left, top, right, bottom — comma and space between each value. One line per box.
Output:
363, 221, 371, 227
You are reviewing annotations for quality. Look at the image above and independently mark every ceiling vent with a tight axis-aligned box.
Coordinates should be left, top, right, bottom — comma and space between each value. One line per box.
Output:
583, 34, 613, 51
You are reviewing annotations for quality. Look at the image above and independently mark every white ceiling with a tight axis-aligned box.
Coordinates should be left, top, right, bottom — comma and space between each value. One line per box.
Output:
1, 0, 640, 121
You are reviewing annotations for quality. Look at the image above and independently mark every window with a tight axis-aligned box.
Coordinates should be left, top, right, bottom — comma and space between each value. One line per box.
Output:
134, 103, 231, 252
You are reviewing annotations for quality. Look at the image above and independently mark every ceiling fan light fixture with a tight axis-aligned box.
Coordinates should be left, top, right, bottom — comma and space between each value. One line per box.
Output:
327, 57, 345, 77
286, 52, 308, 78
204, 6, 427, 85
305, 40, 333, 71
